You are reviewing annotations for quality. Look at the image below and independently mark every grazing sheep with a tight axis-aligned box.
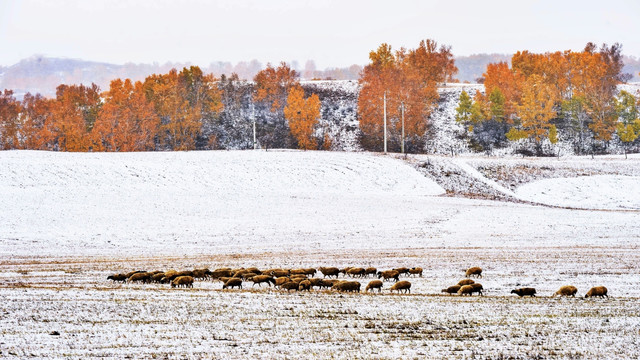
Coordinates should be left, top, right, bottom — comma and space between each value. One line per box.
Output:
245, 267, 262, 275
332, 281, 361, 293
347, 267, 366, 278
192, 268, 210, 280
271, 270, 291, 278
274, 277, 290, 288
319, 279, 339, 289
223, 278, 243, 290
458, 283, 483, 296
280, 282, 300, 292
377, 270, 400, 282
125, 270, 146, 278
441, 285, 461, 295
554, 285, 578, 297
465, 267, 483, 278
585, 286, 608, 298
150, 273, 166, 283
298, 280, 311, 291
458, 285, 475, 296
408, 267, 423, 277
458, 279, 475, 286
390, 280, 411, 294
393, 267, 410, 276
209, 269, 232, 279
107, 273, 127, 282
470, 283, 483, 295
171, 276, 194, 288
308, 278, 324, 289
318, 267, 340, 278
511, 288, 537, 297
365, 280, 383, 293
365, 267, 377, 277
250, 275, 276, 287
128, 272, 151, 283
290, 269, 307, 275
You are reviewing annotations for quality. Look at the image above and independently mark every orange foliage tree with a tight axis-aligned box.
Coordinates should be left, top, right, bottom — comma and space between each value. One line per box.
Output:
358, 40, 457, 152
50, 84, 102, 151
0, 90, 23, 149
284, 85, 321, 150
93, 79, 160, 151
20, 93, 54, 150
144, 66, 222, 150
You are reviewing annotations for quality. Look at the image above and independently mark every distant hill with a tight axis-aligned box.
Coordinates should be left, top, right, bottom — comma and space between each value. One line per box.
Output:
1, 54, 638, 98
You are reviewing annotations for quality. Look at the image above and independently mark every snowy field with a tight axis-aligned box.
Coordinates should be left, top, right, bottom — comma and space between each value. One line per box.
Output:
1, 150, 639, 358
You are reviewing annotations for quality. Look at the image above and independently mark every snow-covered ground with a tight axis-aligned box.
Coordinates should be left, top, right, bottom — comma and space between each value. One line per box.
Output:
1, 150, 639, 358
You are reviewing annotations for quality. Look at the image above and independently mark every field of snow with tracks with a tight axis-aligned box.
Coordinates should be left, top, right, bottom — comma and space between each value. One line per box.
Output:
1, 150, 639, 358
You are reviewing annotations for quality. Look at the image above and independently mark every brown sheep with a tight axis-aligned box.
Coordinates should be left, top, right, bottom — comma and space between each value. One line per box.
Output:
332, 281, 361, 293
128, 272, 151, 283
223, 278, 243, 290
365, 280, 383, 293
441, 285, 461, 295
470, 283, 483, 295
250, 275, 276, 287
365, 267, 378, 277
465, 267, 482, 278
107, 273, 127, 282
308, 278, 324, 289
192, 268, 210, 280
511, 288, 537, 297
393, 267, 410, 276
209, 269, 232, 279
553, 285, 578, 297
271, 270, 291, 278
280, 282, 299, 292
408, 267, 423, 277
458, 283, 483, 296
319, 279, 339, 289
377, 270, 400, 282
290, 269, 307, 275
347, 267, 366, 278
303, 268, 317, 276
171, 276, 194, 288
298, 280, 311, 291
585, 286, 608, 298
125, 270, 146, 278
274, 277, 290, 288
150, 273, 166, 283
390, 280, 411, 294
458, 279, 475, 286
318, 267, 340, 278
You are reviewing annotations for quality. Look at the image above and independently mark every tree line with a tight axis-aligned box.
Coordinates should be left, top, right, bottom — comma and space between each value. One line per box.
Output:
0, 40, 638, 155
455, 43, 639, 156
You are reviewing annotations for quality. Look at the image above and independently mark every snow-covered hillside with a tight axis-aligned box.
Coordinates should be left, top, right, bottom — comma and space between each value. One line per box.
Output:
1, 150, 638, 258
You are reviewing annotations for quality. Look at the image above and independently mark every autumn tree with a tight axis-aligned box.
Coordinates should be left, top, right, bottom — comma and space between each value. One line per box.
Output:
50, 83, 102, 151
20, 93, 54, 150
284, 85, 321, 150
253, 62, 299, 148
508, 75, 558, 154
144, 66, 222, 150
92, 78, 160, 151
0, 90, 22, 149
358, 40, 456, 152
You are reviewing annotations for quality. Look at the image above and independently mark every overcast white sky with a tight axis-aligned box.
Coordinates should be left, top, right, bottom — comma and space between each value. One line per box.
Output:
1, 0, 638, 68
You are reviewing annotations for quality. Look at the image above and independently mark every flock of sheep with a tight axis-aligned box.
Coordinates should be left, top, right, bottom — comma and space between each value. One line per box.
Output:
106, 265, 609, 298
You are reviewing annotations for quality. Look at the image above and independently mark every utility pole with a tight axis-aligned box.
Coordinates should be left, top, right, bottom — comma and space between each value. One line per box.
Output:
401, 102, 405, 154
251, 103, 257, 150
383, 91, 387, 153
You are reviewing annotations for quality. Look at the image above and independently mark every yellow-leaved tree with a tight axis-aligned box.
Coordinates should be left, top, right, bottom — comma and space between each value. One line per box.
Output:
284, 85, 321, 150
